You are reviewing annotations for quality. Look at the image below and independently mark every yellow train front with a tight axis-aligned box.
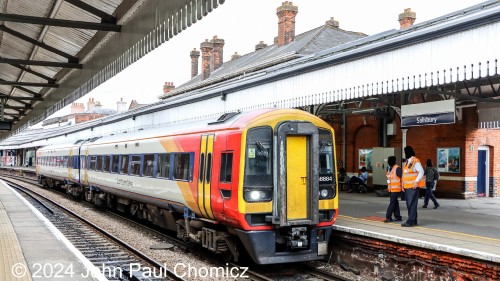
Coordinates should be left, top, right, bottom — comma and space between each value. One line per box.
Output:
230, 109, 338, 264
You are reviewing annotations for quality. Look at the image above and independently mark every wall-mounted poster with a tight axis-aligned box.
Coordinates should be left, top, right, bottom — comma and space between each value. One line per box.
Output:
437, 147, 460, 173
359, 149, 373, 170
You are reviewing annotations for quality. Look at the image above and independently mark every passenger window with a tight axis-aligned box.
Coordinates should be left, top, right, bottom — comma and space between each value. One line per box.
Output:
220, 153, 233, 183
89, 155, 97, 170
111, 155, 119, 173
174, 153, 191, 181
157, 153, 171, 178
199, 153, 205, 183
96, 156, 103, 171
143, 154, 154, 177
81, 156, 86, 169
103, 155, 110, 172
73, 156, 79, 169
206, 153, 212, 183
130, 155, 141, 176
121, 155, 129, 174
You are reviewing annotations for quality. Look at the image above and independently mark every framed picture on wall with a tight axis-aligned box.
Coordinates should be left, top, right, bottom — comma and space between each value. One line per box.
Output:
437, 147, 460, 173
359, 149, 373, 170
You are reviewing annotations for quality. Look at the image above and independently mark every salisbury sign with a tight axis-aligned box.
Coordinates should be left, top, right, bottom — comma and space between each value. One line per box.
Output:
401, 100, 455, 127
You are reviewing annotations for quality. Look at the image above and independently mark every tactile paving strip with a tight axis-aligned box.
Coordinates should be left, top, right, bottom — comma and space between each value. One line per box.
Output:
0, 192, 32, 281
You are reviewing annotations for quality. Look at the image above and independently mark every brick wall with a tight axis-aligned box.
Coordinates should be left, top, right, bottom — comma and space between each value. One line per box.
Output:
334, 107, 500, 198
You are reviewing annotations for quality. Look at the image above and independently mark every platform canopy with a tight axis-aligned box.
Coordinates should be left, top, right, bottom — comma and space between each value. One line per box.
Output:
0, 0, 225, 137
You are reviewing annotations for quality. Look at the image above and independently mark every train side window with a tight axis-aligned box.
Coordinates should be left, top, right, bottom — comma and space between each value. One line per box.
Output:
111, 155, 119, 173
80, 156, 86, 169
143, 154, 154, 177
130, 155, 141, 176
157, 153, 171, 178
73, 156, 78, 169
318, 129, 334, 176
206, 153, 212, 182
89, 155, 97, 170
174, 153, 191, 181
199, 153, 205, 183
103, 155, 111, 173
121, 155, 129, 174
96, 155, 103, 171
220, 152, 233, 183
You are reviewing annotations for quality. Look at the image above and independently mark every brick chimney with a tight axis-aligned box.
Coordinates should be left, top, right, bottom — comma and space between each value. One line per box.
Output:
190, 48, 200, 78
163, 82, 175, 94
398, 8, 416, 29
87, 98, 95, 110
231, 52, 241, 60
211, 35, 224, 71
276, 1, 298, 47
200, 39, 213, 80
325, 17, 339, 28
70, 102, 85, 114
255, 41, 268, 51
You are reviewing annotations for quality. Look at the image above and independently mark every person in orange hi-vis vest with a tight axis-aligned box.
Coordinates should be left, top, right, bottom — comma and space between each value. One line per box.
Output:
384, 156, 403, 223
401, 146, 425, 227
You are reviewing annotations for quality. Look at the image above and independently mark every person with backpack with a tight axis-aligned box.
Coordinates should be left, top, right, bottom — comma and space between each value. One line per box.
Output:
423, 159, 440, 209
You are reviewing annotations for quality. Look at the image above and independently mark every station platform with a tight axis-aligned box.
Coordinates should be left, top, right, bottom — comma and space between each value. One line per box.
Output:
0, 180, 105, 281
335, 191, 500, 264
1, 165, 499, 267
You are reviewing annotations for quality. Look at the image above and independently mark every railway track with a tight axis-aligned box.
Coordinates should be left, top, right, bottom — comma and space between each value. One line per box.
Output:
4, 178, 184, 281
1, 174, 353, 281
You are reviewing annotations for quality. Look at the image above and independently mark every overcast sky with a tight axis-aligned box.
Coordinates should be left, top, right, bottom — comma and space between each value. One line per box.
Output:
47, 0, 486, 118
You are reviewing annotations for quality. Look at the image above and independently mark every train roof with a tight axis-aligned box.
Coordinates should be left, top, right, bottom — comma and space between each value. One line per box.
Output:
38, 108, 327, 150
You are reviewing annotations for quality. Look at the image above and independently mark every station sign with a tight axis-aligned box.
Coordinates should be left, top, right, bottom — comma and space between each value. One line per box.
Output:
401, 100, 455, 127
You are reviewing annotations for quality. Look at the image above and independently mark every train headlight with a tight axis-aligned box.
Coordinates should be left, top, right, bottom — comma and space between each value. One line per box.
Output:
319, 187, 334, 199
244, 189, 272, 202
320, 189, 329, 198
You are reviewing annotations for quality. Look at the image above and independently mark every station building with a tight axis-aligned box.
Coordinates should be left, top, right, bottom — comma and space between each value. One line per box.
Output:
0, 1, 498, 200
159, 1, 500, 199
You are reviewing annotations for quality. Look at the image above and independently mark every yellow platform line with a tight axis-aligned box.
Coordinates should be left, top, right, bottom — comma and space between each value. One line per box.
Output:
0, 201, 32, 281
338, 215, 500, 243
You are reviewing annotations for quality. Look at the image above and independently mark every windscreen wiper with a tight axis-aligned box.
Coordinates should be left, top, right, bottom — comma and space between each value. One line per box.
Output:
255, 141, 269, 159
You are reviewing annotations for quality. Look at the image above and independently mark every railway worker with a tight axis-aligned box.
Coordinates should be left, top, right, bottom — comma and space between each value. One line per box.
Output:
401, 146, 425, 227
384, 156, 403, 223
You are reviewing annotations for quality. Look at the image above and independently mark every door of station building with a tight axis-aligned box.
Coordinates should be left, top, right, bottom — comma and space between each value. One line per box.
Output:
477, 147, 489, 197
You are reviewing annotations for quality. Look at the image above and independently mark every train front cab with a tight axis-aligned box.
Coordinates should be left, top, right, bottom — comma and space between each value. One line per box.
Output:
235, 117, 337, 264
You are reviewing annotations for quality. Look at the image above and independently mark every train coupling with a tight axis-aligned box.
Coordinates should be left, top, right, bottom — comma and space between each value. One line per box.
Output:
287, 227, 308, 249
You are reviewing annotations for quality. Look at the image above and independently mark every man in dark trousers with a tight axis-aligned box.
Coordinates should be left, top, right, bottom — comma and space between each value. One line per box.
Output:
401, 146, 425, 227
384, 156, 403, 223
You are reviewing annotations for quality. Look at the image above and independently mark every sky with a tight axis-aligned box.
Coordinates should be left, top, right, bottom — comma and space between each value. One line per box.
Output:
46, 0, 486, 119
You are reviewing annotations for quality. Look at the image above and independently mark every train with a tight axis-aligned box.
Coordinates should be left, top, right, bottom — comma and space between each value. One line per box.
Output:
36, 108, 338, 264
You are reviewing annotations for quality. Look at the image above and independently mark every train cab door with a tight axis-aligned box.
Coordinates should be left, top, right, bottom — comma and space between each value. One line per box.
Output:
198, 134, 216, 219
274, 122, 319, 226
